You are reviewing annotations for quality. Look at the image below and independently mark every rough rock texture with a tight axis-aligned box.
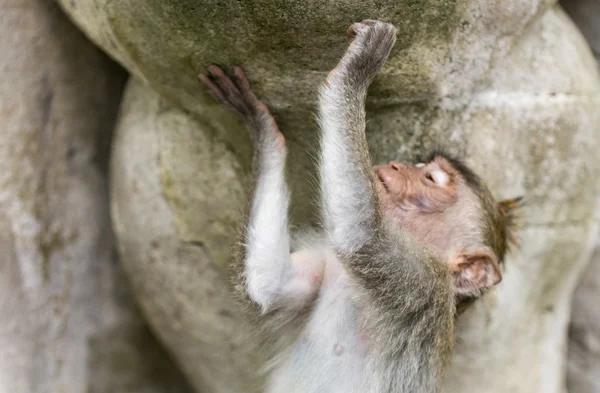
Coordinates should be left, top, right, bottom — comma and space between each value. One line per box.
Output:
59, 0, 600, 392
561, 2, 600, 392
0, 1, 192, 392
568, 244, 600, 393
110, 78, 261, 393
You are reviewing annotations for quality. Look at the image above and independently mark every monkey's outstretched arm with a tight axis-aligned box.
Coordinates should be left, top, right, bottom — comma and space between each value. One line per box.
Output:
319, 19, 453, 317
200, 67, 322, 313
320, 25, 454, 387
319, 21, 397, 253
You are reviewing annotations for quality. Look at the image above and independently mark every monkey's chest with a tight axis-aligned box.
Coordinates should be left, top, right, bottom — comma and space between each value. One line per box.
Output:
267, 275, 370, 393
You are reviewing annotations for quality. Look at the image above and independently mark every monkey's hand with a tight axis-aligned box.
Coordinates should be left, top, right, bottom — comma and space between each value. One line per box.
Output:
199, 66, 284, 152
327, 20, 397, 89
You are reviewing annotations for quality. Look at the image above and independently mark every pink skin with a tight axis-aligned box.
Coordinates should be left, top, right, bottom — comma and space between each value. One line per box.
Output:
373, 158, 457, 218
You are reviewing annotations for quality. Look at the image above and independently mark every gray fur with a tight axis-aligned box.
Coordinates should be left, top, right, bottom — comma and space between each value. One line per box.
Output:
228, 21, 456, 393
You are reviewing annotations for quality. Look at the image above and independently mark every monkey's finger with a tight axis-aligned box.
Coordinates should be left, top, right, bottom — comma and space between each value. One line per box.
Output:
233, 67, 259, 103
208, 66, 253, 115
199, 73, 228, 102
198, 74, 244, 117
233, 67, 251, 90
346, 24, 358, 37
347, 22, 369, 38
208, 65, 243, 97
199, 74, 229, 104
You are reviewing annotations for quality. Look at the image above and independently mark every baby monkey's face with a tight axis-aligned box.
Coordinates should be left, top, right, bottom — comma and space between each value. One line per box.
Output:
374, 156, 459, 217
373, 155, 502, 295
374, 156, 467, 253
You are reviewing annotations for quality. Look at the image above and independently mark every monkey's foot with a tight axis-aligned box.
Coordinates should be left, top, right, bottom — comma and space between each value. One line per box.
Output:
327, 20, 397, 86
199, 65, 284, 148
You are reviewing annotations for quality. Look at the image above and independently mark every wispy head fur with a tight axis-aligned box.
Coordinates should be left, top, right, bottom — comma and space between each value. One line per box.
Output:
420, 149, 522, 264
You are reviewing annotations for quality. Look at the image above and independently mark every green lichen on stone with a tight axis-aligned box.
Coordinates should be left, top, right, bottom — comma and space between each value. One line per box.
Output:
59, 1, 600, 393
61, 0, 469, 119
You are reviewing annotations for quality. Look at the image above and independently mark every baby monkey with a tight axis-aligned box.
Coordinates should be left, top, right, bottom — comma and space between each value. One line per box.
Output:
200, 20, 519, 393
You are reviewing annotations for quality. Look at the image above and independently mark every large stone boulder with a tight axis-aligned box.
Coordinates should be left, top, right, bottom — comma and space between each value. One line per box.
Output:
560, 2, 600, 392
110, 78, 260, 393
60, 0, 600, 392
0, 1, 192, 392
567, 244, 600, 393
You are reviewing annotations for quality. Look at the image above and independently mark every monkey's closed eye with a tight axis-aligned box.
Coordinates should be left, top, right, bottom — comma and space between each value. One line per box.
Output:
425, 170, 449, 187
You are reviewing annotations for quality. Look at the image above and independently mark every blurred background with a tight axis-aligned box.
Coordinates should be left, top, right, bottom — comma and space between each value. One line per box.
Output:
0, 0, 599, 392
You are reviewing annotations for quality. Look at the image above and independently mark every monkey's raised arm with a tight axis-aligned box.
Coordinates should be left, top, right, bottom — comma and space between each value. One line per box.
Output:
319, 24, 454, 387
200, 67, 322, 314
319, 20, 453, 318
319, 21, 396, 253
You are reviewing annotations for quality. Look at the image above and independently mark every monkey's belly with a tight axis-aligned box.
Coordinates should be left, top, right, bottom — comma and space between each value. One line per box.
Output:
266, 274, 370, 393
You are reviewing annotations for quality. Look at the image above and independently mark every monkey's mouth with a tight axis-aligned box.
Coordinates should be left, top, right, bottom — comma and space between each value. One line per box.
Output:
378, 174, 389, 192
374, 167, 391, 193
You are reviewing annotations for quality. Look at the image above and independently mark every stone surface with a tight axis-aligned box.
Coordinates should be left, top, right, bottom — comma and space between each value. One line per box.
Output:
56, 0, 600, 392
110, 78, 261, 393
0, 1, 192, 392
567, 244, 600, 393
560, 2, 600, 392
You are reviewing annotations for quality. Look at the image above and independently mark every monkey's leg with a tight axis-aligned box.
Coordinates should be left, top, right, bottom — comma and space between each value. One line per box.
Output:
200, 67, 323, 313
319, 20, 397, 252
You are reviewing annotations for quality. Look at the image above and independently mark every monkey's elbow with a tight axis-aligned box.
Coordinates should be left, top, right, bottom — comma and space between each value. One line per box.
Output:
246, 282, 278, 314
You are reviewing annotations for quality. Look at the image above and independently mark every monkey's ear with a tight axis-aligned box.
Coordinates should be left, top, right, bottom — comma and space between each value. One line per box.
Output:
451, 250, 502, 296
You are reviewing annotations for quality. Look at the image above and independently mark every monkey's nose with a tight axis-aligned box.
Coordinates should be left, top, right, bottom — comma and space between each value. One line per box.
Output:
389, 161, 404, 170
